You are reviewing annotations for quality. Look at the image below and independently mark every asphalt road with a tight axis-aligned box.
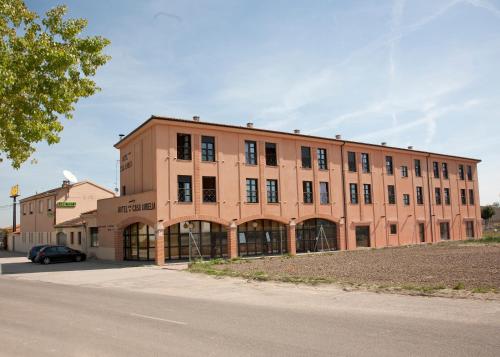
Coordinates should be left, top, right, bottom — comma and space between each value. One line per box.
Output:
0, 277, 499, 357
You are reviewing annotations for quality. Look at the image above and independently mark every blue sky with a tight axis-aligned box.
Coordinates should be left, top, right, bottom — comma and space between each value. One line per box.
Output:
1, 0, 500, 226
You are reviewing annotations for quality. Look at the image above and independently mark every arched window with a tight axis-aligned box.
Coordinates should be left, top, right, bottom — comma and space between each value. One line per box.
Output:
296, 219, 337, 253
237, 220, 287, 257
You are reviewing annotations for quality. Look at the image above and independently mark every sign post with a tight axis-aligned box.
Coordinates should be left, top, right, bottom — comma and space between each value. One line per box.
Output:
9, 185, 20, 234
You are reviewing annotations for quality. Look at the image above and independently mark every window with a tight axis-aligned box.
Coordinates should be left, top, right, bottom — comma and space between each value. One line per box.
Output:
467, 165, 473, 180
22, 204, 26, 215
403, 194, 410, 206
469, 189, 475, 205
385, 156, 393, 175
177, 133, 192, 160
320, 182, 329, 204
458, 165, 465, 180
202, 176, 217, 203
442, 163, 449, 179
361, 153, 370, 173
47, 199, 53, 212
443, 188, 450, 205
201, 136, 215, 162
301, 146, 311, 168
401, 166, 408, 178
29, 202, 33, 214
416, 187, 424, 205
303, 181, 313, 203
38, 200, 43, 213
178, 175, 192, 202
245, 141, 257, 165
466, 221, 475, 238
363, 184, 372, 204
414, 159, 422, 177
266, 179, 279, 203
390, 224, 397, 235
388, 185, 396, 204
435, 188, 442, 205
317, 148, 328, 170
70, 232, 74, 245
90, 227, 99, 247
122, 185, 126, 196
419, 223, 425, 243
246, 178, 258, 203
461, 189, 467, 205
348, 151, 357, 172
350, 183, 359, 204
265, 143, 277, 166
433, 162, 440, 178
77, 232, 82, 245
440, 222, 450, 240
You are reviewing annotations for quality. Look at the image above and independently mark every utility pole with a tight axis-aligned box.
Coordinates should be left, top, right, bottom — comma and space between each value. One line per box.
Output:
10, 185, 20, 232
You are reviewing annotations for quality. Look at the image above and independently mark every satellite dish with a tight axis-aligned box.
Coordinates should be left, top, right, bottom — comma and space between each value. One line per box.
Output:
63, 170, 78, 184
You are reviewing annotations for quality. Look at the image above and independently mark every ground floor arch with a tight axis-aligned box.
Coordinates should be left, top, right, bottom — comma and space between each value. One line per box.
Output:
296, 218, 338, 253
123, 222, 156, 261
164, 221, 228, 261
237, 219, 288, 257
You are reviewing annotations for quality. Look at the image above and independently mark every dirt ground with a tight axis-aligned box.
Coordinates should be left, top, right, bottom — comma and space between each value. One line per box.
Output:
203, 242, 500, 292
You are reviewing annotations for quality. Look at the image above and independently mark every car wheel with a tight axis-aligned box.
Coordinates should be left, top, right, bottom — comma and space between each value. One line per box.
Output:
75, 255, 82, 262
43, 257, 51, 265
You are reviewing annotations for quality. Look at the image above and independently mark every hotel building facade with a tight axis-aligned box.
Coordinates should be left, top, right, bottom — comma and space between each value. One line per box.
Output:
94, 116, 482, 265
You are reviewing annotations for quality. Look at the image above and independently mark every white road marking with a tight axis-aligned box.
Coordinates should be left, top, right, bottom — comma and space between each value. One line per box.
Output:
129, 312, 187, 325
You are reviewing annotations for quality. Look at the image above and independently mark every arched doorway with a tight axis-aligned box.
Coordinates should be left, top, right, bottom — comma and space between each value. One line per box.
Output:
237, 220, 287, 257
56, 232, 67, 246
296, 219, 337, 253
123, 223, 155, 261
164, 221, 227, 260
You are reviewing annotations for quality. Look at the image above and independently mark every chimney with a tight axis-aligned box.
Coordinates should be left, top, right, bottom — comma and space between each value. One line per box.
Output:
381, 142, 387, 146
294, 129, 301, 134
119, 134, 125, 141
246, 122, 254, 128
335, 134, 342, 140
408, 145, 414, 150
193, 116, 200, 122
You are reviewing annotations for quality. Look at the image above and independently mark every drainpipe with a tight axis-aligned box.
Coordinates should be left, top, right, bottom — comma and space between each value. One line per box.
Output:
340, 143, 348, 250
425, 155, 435, 242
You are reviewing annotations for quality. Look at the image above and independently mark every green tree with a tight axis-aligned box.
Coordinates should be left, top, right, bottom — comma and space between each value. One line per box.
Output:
0, 0, 110, 168
481, 206, 495, 228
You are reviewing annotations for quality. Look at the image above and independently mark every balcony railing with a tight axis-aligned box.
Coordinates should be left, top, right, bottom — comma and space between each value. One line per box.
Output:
320, 192, 329, 204
303, 192, 313, 204
178, 188, 192, 202
202, 189, 217, 203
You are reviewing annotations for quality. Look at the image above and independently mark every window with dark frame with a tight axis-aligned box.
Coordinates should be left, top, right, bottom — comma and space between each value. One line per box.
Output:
363, 184, 372, 204
414, 159, 422, 177
350, 183, 359, 204
361, 153, 370, 173
467, 165, 473, 180
348, 151, 357, 172
265, 142, 277, 166
416, 186, 424, 204
390, 224, 397, 235
444, 188, 450, 205
122, 185, 126, 196
178, 175, 192, 202
303, 181, 313, 203
202, 176, 217, 203
301, 146, 312, 168
442, 163, 449, 179
469, 189, 475, 205
435, 187, 442, 205
440, 222, 450, 240
433, 161, 440, 178
388, 185, 396, 204
386, 156, 393, 175
78, 232, 82, 245
177, 133, 192, 160
245, 140, 257, 165
458, 165, 465, 180
403, 194, 410, 206
70, 232, 74, 244
401, 166, 408, 178
320, 182, 329, 204
461, 189, 467, 205
90, 227, 99, 247
201, 136, 215, 162
246, 178, 258, 203
466, 221, 475, 238
419, 223, 425, 243
266, 179, 279, 203
317, 148, 328, 170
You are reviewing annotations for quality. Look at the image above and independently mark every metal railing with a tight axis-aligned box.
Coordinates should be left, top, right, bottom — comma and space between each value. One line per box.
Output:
202, 189, 217, 203
178, 188, 192, 202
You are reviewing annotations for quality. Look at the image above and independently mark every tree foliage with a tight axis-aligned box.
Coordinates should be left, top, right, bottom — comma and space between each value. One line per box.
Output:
481, 206, 495, 222
0, 0, 110, 168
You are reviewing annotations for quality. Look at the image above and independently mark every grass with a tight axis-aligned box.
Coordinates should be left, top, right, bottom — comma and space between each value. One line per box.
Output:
462, 236, 500, 244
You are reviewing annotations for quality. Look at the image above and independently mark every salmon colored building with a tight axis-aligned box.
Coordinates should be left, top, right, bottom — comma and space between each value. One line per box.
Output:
96, 115, 482, 265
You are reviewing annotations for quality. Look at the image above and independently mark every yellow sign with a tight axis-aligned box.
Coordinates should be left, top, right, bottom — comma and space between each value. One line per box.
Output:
10, 185, 19, 198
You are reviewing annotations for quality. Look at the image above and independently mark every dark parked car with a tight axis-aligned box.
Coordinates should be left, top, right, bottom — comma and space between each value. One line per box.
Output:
28, 245, 50, 262
35, 246, 86, 264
